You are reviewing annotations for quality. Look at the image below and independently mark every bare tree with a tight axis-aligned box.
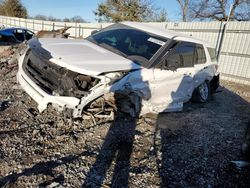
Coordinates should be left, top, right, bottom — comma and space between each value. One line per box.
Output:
34, 14, 48, 21
152, 9, 169, 22
235, 0, 250, 21
70, 16, 86, 23
176, 0, 189, 22
94, 0, 168, 22
0, 0, 27, 18
189, 0, 249, 21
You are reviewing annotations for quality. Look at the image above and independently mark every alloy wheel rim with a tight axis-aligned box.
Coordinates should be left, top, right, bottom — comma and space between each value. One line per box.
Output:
199, 82, 209, 101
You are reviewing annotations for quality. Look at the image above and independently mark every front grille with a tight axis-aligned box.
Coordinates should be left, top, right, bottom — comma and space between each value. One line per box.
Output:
22, 49, 77, 95
24, 59, 53, 94
22, 49, 100, 98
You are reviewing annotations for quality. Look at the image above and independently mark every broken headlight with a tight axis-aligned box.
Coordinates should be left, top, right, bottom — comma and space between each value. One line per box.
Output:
104, 72, 127, 85
74, 74, 100, 92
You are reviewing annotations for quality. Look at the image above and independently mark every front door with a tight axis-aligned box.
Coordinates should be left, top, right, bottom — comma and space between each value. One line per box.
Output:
150, 42, 196, 110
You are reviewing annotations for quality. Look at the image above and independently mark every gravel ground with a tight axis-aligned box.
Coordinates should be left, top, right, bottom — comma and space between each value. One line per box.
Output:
0, 46, 250, 188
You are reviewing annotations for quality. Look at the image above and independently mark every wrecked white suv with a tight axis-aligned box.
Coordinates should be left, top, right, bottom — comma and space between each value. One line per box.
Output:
17, 22, 219, 118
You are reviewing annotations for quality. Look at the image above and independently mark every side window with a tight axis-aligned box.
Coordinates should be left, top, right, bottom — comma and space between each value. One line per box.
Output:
159, 42, 195, 70
165, 52, 182, 70
174, 43, 195, 67
13, 29, 25, 41
195, 45, 206, 64
25, 30, 34, 40
207, 47, 217, 62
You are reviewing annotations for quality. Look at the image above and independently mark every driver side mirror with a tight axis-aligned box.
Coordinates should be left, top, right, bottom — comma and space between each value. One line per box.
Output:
164, 57, 179, 71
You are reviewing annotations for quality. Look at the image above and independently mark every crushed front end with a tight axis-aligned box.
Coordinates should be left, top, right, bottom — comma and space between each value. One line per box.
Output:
17, 43, 103, 118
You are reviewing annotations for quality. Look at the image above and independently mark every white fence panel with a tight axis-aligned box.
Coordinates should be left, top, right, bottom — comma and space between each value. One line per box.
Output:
0, 16, 249, 85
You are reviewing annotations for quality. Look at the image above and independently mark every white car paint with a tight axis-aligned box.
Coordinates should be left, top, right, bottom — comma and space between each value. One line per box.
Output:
17, 50, 81, 112
17, 22, 218, 117
29, 38, 141, 76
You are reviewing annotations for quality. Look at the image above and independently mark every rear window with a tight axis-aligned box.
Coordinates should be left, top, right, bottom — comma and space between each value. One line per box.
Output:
207, 48, 217, 62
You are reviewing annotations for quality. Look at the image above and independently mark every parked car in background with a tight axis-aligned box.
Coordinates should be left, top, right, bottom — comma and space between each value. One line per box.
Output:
0, 27, 34, 45
17, 22, 219, 118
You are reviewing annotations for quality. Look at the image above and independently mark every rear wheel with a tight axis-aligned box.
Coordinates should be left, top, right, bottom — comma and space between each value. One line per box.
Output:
192, 81, 211, 103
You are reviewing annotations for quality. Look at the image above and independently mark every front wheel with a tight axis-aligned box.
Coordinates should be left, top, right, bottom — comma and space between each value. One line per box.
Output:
192, 81, 211, 103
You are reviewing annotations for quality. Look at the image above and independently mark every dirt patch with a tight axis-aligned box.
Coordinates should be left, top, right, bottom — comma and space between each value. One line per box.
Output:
0, 46, 250, 187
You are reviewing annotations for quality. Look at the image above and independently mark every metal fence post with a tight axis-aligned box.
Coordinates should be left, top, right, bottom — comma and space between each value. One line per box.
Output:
79, 24, 81, 37
217, 5, 233, 63
33, 19, 35, 32
217, 21, 229, 63
75, 22, 77, 37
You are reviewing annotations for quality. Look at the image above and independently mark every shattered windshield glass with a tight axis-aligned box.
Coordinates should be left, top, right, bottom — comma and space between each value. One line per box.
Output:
86, 24, 168, 65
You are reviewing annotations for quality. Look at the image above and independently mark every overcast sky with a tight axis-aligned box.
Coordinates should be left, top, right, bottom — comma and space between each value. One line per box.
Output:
22, 0, 181, 22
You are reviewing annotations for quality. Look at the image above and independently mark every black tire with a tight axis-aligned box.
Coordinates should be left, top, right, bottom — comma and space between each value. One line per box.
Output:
192, 81, 211, 103
115, 92, 141, 118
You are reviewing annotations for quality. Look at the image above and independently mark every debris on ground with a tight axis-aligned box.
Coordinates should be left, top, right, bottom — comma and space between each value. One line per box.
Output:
231, 160, 250, 170
36, 27, 71, 38
0, 101, 9, 111
0, 45, 19, 75
0, 45, 250, 187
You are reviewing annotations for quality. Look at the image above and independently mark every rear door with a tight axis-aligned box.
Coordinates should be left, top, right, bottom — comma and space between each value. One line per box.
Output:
193, 44, 215, 87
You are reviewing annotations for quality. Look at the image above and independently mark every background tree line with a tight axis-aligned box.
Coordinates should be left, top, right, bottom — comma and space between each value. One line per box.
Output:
0, 0, 249, 22
0, 0, 27, 18
31, 15, 87, 23
176, 0, 250, 21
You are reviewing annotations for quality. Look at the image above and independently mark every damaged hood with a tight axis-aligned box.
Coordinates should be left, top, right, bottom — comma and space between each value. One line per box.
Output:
29, 38, 141, 76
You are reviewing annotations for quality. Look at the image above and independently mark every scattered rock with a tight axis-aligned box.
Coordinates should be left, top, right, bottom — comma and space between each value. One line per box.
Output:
231, 160, 250, 169
0, 101, 9, 111
0, 45, 250, 187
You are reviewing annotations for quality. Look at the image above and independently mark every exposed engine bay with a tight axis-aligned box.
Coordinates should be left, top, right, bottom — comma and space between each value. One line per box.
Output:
22, 49, 100, 98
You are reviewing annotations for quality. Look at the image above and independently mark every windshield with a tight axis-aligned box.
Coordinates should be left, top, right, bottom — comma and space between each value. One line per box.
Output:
86, 23, 168, 65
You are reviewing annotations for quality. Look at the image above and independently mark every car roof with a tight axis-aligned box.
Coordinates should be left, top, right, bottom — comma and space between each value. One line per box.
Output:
0, 27, 32, 34
121, 22, 214, 48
